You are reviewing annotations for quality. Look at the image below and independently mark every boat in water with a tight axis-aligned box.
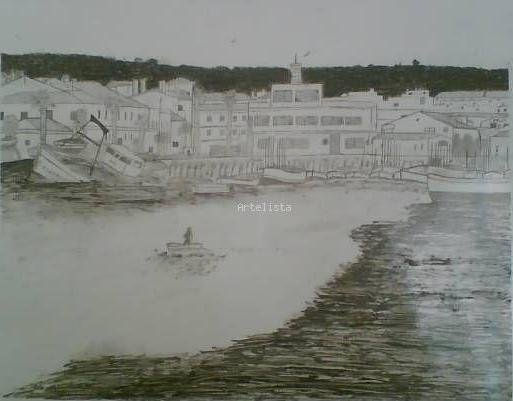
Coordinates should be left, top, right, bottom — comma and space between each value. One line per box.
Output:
427, 172, 511, 194
192, 182, 232, 194
156, 228, 225, 277
261, 167, 306, 184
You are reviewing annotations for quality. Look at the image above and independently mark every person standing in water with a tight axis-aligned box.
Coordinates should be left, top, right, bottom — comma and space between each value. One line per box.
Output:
183, 227, 193, 245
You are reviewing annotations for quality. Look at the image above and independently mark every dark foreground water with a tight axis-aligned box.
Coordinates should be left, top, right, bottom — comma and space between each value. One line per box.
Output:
10, 193, 511, 400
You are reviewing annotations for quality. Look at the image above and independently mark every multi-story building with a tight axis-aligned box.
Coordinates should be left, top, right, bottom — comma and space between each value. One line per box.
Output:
132, 90, 188, 156
195, 60, 376, 158
434, 90, 509, 114
1, 75, 159, 155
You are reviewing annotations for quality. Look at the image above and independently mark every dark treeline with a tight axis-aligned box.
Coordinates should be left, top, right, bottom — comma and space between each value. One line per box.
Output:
1, 53, 508, 98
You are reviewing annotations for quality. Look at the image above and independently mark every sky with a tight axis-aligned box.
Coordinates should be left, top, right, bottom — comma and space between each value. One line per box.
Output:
0, 0, 512, 69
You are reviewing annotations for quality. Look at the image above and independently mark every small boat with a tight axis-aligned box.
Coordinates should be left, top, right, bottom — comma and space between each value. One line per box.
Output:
192, 182, 231, 194
262, 167, 306, 184
166, 242, 217, 258
427, 172, 511, 194
217, 177, 259, 186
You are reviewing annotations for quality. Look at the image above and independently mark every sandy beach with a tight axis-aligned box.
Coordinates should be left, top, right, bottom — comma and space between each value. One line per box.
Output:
0, 180, 429, 395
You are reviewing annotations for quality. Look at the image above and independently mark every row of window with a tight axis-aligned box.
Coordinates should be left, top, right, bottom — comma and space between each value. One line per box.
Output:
272, 89, 320, 103
423, 127, 449, 134
253, 115, 363, 127
15, 110, 54, 120
205, 128, 247, 137
205, 114, 248, 123
255, 137, 365, 150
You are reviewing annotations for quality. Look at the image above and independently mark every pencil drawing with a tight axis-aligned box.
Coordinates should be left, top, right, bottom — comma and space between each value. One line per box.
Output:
0, 1, 511, 400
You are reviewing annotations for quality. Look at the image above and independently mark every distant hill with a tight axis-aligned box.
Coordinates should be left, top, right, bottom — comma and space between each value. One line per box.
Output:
1, 53, 508, 98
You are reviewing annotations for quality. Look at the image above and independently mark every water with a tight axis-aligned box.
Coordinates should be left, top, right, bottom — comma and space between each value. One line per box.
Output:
5, 189, 511, 400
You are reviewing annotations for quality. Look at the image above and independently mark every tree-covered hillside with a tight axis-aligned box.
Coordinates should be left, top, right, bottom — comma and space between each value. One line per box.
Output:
1, 53, 508, 98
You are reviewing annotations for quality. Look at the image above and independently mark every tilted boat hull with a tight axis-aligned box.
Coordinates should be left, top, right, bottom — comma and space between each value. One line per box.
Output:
0, 159, 34, 183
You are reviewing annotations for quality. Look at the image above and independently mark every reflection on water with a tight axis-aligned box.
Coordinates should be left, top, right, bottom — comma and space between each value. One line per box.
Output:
11, 192, 511, 400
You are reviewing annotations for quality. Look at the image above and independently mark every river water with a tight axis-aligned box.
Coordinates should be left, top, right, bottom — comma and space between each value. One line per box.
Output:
2, 186, 511, 400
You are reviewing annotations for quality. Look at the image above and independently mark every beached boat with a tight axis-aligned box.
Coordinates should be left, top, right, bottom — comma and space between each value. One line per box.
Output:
262, 167, 306, 184
100, 144, 145, 178
33, 147, 92, 183
427, 173, 511, 194
217, 177, 259, 186
53, 137, 87, 154
192, 182, 231, 194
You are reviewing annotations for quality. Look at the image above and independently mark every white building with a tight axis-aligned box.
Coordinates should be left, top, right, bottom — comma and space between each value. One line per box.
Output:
434, 90, 509, 114
195, 60, 376, 158
1, 76, 159, 155
132, 90, 188, 156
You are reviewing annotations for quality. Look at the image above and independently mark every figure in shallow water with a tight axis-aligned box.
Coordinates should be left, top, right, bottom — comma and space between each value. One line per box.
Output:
183, 227, 193, 245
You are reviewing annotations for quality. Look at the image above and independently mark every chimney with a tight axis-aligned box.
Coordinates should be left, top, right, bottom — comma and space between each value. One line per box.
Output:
132, 79, 139, 95
140, 78, 147, 93
289, 54, 302, 84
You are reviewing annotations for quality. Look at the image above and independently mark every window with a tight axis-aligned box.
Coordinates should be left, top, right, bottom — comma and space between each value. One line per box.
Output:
219, 115, 225, 122
97, 110, 101, 118
25, 139, 31, 146
46, 110, 53, 120
420, 97, 426, 105
233, 115, 237, 122
295, 89, 320, 103
231, 129, 237, 136
344, 137, 365, 149
443, 127, 449, 133
420, 144, 424, 150
177, 105, 183, 111
0, 112, 4, 120
148, 146, 153, 153
496, 145, 499, 153
130, 112, 133, 121
273, 90, 293, 103
344, 116, 362, 125
296, 115, 319, 126
117, 138, 123, 145
254, 115, 270, 127
206, 129, 212, 136
424, 127, 435, 133
124, 112, 128, 120
321, 116, 344, 126
104, 109, 108, 119
20, 112, 28, 120
273, 115, 294, 126
322, 138, 329, 145
206, 115, 212, 122
242, 115, 247, 121
172, 141, 179, 148
284, 137, 309, 149
393, 103, 399, 107
414, 144, 417, 151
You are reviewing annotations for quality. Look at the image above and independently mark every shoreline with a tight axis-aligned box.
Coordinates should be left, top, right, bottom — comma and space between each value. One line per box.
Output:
0, 180, 430, 396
